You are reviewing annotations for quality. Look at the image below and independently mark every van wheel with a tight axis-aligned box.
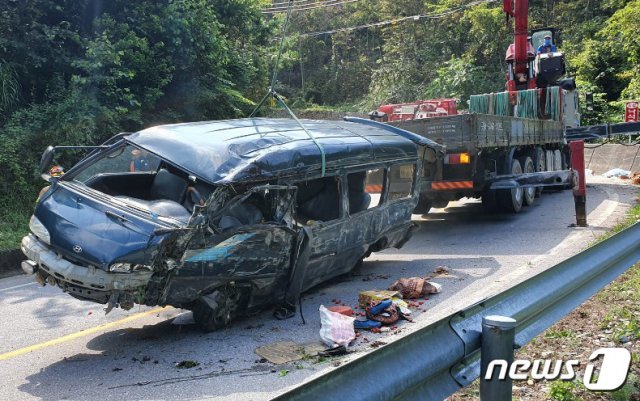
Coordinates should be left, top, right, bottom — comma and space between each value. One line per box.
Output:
414, 194, 432, 214
519, 156, 535, 206
497, 158, 523, 213
192, 289, 238, 332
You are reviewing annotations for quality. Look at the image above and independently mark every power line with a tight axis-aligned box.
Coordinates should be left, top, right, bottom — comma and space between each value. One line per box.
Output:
296, 0, 497, 37
263, 0, 359, 14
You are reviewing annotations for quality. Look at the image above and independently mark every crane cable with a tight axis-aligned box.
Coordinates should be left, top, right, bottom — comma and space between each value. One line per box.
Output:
250, 0, 327, 177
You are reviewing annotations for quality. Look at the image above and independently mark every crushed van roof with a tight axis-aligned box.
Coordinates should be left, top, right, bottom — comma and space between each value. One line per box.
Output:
126, 118, 430, 184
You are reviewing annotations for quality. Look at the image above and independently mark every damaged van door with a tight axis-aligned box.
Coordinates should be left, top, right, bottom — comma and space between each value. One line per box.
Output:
159, 185, 299, 331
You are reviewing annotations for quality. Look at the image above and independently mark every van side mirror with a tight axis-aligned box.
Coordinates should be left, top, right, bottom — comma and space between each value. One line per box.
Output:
40, 146, 56, 180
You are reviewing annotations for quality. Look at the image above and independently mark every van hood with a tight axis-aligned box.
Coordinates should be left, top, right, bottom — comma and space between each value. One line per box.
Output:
34, 183, 169, 269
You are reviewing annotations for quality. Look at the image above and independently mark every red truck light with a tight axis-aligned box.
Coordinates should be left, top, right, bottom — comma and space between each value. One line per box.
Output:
445, 153, 471, 165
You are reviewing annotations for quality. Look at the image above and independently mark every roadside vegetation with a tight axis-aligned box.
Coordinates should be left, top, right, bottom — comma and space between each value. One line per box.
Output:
1, 0, 638, 250
450, 200, 640, 401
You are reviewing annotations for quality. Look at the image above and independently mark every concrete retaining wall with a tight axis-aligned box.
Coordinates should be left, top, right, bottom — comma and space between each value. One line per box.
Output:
584, 144, 640, 174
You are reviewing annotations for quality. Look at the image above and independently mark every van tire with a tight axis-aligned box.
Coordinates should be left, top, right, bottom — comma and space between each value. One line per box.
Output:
192, 290, 234, 332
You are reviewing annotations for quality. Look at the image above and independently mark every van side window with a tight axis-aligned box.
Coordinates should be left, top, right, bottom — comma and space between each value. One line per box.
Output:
347, 169, 384, 214
388, 164, 415, 201
295, 176, 341, 223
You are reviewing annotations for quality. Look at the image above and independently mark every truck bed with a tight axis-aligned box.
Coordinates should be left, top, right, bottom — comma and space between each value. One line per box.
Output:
389, 113, 564, 153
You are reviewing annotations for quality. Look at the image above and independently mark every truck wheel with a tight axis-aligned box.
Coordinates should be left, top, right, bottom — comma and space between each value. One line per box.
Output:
192, 289, 238, 332
519, 156, 535, 206
414, 194, 432, 215
533, 147, 546, 197
432, 199, 449, 209
482, 189, 498, 213
497, 158, 523, 213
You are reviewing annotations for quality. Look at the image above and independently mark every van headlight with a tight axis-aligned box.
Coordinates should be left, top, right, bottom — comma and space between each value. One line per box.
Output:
109, 263, 152, 273
29, 216, 50, 245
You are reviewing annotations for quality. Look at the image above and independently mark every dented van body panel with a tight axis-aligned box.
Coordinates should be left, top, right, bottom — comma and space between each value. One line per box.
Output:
21, 118, 438, 329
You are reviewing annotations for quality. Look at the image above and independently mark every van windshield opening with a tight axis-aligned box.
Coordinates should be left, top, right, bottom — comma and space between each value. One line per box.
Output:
73, 144, 161, 183
66, 144, 210, 225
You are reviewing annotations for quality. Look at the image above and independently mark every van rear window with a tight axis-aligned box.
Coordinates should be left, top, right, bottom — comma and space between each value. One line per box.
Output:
347, 169, 384, 214
388, 164, 415, 201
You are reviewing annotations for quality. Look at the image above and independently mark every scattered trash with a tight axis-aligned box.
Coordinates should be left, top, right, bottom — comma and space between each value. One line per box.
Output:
319, 305, 356, 348
434, 266, 449, 275
632, 172, 640, 185
175, 360, 200, 369
112, 367, 123, 372
388, 277, 442, 299
365, 299, 399, 325
584, 168, 593, 176
354, 319, 382, 330
278, 369, 289, 377
358, 290, 401, 307
370, 341, 386, 348
327, 305, 354, 316
255, 341, 305, 365
603, 168, 631, 178
318, 345, 348, 357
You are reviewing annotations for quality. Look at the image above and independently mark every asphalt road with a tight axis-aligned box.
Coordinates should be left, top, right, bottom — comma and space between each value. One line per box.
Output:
0, 176, 637, 401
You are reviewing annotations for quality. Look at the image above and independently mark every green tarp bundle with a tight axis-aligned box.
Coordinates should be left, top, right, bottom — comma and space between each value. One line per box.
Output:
469, 87, 562, 121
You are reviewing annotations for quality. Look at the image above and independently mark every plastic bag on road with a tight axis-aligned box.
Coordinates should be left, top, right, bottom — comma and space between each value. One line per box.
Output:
319, 305, 356, 348
603, 168, 631, 178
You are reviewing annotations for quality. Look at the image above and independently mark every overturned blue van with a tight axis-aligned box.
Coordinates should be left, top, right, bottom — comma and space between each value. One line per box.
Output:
21, 117, 440, 330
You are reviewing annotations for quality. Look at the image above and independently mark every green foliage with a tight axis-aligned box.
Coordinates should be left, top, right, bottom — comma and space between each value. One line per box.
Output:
548, 380, 579, 401
0, 0, 273, 250
275, 0, 638, 115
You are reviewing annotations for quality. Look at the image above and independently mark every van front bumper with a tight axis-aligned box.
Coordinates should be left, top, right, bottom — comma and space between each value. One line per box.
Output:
21, 234, 153, 292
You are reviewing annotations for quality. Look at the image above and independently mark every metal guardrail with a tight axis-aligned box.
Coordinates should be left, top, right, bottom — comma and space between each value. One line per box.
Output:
273, 222, 640, 401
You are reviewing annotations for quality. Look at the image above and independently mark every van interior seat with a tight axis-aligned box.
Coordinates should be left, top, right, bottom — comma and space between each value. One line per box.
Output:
348, 172, 371, 214
297, 178, 340, 222
114, 197, 192, 224
150, 168, 188, 203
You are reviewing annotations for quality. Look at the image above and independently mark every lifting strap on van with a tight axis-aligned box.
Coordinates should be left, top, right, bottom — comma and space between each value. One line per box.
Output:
249, 0, 327, 176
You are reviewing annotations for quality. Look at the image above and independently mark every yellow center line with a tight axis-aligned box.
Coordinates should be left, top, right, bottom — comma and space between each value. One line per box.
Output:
0, 307, 167, 361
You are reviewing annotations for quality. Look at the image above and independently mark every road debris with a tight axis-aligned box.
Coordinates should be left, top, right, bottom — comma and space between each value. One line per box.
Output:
354, 319, 382, 330
357, 290, 401, 307
318, 345, 348, 357
388, 277, 442, 299
319, 305, 356, 348
603, 168, 631, 178
327, 305, 354, 316
255, 341, 305, 365
175, 360, 200, 369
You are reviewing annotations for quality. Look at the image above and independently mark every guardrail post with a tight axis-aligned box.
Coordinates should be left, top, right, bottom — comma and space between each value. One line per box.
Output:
480, 315, 517, 401
569, 140, 587, 227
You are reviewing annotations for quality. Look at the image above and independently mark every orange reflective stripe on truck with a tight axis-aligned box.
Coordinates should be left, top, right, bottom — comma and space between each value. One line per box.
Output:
365, 184, 383, 193
431, 181, 474, 190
